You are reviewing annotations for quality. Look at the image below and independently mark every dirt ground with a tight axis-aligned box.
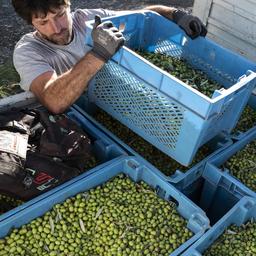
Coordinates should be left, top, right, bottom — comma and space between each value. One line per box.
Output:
0, 0, 193, 64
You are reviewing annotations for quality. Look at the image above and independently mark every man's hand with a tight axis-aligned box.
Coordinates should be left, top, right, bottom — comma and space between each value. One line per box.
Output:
173, 10, 207, 39
91, 15, 125, 62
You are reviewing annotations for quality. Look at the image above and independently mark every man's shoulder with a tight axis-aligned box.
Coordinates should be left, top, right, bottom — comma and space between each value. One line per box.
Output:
14, 32, 49, 62
14, 32, 39, 51
72, 8, 117, 22
71, 8, 117, 34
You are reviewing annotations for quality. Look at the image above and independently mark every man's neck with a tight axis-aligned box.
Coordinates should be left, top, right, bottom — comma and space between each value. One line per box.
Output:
34, 30, 74, 45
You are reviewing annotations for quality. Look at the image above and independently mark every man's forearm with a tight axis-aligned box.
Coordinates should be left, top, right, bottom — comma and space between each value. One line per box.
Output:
40, 51, 105, 113
144, 5, 177, 20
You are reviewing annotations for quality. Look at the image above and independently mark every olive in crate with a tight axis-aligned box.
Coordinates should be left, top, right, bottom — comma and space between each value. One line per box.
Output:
0, 174, 193, 256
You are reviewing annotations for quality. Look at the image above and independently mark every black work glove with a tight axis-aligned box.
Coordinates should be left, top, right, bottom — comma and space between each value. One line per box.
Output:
173, 10, 207, 39
91, 15, 125, 62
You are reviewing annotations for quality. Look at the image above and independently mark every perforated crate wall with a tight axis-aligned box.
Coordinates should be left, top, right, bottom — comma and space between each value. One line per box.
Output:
86, 11, 256, 165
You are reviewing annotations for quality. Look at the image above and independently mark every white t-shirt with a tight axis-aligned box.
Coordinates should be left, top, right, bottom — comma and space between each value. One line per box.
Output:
13, 8, 117, 91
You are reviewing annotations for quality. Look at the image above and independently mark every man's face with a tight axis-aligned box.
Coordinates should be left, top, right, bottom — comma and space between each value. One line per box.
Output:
32, 5, 73, 45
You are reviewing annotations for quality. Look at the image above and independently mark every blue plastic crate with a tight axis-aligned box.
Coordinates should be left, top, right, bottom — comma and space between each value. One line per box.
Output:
73, 104, 233, 179
249, 91, 256, 109
206, 126, 256, 198
0, 156, 210, 256
0, 106, 127, 222
85, 11, 256, 166
168, 152, 255, 225
182, 196, 256, 256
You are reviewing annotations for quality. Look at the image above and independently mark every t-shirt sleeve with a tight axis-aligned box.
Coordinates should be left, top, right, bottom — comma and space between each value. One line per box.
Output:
75, 8, 117, 23
13, 44, 54, 91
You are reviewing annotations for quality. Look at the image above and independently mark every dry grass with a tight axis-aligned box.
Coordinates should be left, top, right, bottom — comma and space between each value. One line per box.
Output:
0, 62, 23, 98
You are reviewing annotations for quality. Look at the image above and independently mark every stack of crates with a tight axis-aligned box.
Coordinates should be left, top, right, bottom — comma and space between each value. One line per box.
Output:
73, 105, 256, 255
83, 10, 256, 255
179, 126, 256, 255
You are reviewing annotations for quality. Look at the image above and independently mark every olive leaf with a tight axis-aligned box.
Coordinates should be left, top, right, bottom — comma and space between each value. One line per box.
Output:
95, 206, 104, 219
49, 216, 55, 234
79, 218, 86, 233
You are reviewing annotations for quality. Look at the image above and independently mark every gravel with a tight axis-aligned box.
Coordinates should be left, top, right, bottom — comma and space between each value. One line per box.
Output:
0, 0, 193, 64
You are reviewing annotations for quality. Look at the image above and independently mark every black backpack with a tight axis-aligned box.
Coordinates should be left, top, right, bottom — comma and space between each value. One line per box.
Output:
0, 108, 93, 201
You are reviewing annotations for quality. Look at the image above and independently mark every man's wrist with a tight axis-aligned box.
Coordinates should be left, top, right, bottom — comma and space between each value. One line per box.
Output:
172, 9, 187, 23
91, 45, 109, 63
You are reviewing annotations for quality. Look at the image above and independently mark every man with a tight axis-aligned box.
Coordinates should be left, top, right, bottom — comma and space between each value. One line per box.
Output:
12, 1, 207, 114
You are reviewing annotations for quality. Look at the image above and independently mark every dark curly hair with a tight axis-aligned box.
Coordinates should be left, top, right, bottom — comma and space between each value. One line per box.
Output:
12, 0, 71, 25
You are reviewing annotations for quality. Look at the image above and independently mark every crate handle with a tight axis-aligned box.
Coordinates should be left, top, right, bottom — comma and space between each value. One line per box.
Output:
189, 213, 209, 232
118, 23, 126, 32
216, 71, 256, 110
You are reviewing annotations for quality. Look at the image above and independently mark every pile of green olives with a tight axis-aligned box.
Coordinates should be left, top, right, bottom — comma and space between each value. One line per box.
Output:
0, 174, 193, 256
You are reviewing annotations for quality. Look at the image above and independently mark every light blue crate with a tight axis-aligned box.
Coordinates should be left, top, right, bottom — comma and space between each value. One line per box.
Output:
74, 104, 254, 224
246, 60, 256, 110
169, 161, 249, 226
0, 106, 127, 222
206, 126, 256, 198
0, 156, 210, 256
181, 196, 256, 256
85, 11, 256, 166
248, 91, 256, 109
73, 104, 233, 180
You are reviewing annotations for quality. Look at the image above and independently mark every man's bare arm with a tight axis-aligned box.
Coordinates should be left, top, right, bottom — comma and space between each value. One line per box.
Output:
31, 15, 125, 114
144, 5, 177, 20
30, 51, 104, 114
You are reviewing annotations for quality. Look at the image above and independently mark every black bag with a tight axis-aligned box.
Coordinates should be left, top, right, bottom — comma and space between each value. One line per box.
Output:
0, 108, 94, 201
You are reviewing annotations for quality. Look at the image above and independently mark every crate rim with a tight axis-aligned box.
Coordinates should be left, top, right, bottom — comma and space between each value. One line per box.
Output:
0, 155, 210, 256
